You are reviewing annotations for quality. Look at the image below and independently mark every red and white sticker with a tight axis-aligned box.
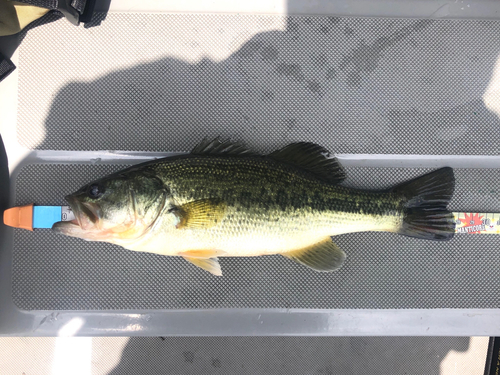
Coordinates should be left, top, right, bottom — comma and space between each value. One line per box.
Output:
453, 213, 500, 234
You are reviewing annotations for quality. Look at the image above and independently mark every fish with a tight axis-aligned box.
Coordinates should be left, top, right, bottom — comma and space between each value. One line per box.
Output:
52, 139, 456, 276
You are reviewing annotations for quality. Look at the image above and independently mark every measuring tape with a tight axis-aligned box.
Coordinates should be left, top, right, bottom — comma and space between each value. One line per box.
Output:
3, 204, 75, 230
2, 204, 499, 234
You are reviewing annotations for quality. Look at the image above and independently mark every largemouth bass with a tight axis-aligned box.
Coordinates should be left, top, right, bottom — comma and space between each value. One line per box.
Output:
53, 139, 455, 276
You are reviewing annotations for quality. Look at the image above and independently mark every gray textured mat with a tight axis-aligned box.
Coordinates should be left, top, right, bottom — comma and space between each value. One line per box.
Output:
17, 14, 500, 154
12, 164, 500, 310
0, 336, 487, 375
104, 337, 482, 375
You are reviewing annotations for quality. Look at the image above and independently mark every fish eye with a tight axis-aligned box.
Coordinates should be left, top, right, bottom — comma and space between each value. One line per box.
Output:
88, 183, 105, 199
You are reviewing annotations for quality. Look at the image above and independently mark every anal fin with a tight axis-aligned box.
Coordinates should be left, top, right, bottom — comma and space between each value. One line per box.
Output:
282, 238, 346, 272
183, 256, 222, 276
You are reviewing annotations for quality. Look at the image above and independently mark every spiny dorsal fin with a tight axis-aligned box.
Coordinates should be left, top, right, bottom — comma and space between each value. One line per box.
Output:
183, 256, 222, 276
172, 199, 227, 229
282, 238, 346, 272
191, 138, 256, 157
269, 142, 345, 184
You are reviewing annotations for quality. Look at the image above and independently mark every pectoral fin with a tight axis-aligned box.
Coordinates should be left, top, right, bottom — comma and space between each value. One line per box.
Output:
282, 238, 346, 272
183, 256, 222, 276
173, 199, 227, 229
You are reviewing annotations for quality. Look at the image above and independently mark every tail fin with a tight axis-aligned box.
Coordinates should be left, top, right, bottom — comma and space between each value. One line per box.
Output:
391, 167, 456, 241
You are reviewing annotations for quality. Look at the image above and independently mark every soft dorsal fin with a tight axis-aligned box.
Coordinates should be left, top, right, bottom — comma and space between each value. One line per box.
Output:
269, 142, 346, 184
191, 138, 256, 156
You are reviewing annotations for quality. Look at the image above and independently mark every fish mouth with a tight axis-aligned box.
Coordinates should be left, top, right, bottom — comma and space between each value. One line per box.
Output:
52, 195, 101, 235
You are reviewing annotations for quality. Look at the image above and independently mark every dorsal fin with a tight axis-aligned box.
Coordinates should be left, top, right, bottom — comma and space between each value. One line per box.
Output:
191, 138, 256, 156
269, 142, 346, 184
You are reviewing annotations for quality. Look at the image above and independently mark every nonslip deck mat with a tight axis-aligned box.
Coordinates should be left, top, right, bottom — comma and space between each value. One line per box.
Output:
16, 14, 500, 154
12, 164, 500, 310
